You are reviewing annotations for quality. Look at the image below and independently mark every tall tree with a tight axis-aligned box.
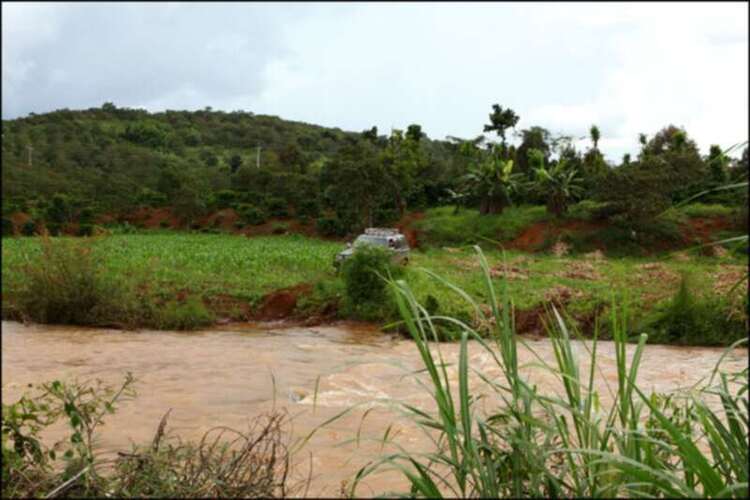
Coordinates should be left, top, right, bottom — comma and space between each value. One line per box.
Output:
483, 104, 519, 145
706, 144, 729, 184
589, 125, 601, 150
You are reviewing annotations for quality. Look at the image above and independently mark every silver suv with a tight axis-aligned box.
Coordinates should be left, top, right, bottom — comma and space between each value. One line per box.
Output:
334, 228, 410, 270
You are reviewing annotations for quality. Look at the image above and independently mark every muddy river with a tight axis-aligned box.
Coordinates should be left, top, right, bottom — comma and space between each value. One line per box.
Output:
2, 320, 747, 496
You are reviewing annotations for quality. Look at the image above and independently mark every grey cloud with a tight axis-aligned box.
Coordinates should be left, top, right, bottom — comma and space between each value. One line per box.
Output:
2, 3, 310, 117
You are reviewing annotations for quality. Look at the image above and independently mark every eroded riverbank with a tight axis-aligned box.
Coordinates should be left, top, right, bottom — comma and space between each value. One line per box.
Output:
2, 320, 747, 496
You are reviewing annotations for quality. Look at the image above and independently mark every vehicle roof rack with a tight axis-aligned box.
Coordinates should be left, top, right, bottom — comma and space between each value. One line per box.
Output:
364, 227, 400, 236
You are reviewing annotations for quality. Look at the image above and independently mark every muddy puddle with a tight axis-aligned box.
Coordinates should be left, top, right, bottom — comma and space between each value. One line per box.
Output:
2, 320, 747, 496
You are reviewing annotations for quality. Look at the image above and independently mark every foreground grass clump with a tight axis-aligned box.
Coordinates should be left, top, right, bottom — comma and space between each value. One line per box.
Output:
1, 375, 298, 498
348, 247, 749, 498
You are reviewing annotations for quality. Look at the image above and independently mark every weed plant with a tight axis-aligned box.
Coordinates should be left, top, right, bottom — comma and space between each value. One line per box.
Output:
348, 246, 749, 497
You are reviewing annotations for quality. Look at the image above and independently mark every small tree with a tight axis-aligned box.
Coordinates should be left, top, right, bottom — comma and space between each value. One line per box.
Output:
228, 154, 243, 174
464, 146, 522, 215
532, 155, 583, 217
706, 144, 729, 184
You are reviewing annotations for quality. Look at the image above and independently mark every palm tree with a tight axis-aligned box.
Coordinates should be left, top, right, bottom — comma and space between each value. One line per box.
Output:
533, 158, 583, 217
590, 125, 601, 150
463, 146, 522, 215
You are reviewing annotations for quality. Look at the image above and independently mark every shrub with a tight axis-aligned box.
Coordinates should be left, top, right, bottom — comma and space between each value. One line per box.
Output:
340, 244, 402, 321
265, 197, 288, 217
21, 221, 36, 237
678, 202, 734, 219
643, 275, 747, 346
159, 220, 170, 228
44, 222, 62, 236
296, 198, 320, 218
316, 216, 346, 237
78, 206, 95, 225
236, 204, 268, 225
14, 237, 138, 326
150, 296, 215, 330
271, 222, 288, 235
211, 189, 238, 210
2, 376, 297, 498
566, 200, 611, 221
77, 224, 94, 237
2, 218, 13, 237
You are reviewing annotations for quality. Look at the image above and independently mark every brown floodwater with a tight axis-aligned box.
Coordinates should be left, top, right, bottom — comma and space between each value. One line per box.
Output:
2, 320, 747, 496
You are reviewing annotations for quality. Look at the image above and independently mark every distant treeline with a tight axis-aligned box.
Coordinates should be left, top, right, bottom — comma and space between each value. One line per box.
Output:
2, 103, 747, 237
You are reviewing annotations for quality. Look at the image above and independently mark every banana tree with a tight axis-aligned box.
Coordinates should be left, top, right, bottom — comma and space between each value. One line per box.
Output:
533, 158, 583, 217
463, 146, 522, 215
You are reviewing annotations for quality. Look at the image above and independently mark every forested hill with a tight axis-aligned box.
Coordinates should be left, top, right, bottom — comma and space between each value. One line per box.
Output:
1, 104, 461, 224
2, 103, 746, 240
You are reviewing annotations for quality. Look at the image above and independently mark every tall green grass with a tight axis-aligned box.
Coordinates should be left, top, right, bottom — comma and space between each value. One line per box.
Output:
349, 246, 748, 497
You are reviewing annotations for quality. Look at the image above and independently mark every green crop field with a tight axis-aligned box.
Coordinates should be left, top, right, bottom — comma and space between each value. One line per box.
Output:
2, 231, 746, 343
1, 233, 342, 304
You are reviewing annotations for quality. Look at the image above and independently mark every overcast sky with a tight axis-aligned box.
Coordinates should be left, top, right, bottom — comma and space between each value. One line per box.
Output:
3, 2, 748, 160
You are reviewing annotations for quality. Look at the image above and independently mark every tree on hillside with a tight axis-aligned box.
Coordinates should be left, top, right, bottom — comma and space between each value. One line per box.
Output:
515, 126, 551, 177
406, 124, 425, 143
464, 145, 522, 215
228, 154, 243, 174
590, 125, 601, 150
706, 144, 729, 184
483, 104, 519, 145
638, 125, 706, 202
320, 140, 387, 230
381, 128, 427, 217
361, 126, 378, 143
531, 154, 583, 217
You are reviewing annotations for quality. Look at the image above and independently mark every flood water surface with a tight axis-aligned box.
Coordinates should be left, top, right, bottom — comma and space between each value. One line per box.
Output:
2, 320, 747, 496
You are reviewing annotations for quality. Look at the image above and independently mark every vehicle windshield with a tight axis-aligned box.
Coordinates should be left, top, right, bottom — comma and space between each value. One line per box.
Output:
353, 235, 386, 247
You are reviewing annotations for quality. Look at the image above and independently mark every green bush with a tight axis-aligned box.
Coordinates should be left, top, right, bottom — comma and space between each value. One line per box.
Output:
44, 222, 62, 236
271, 222, 288, 235
678, 202, 734, 219
77, 224, 94, 237
316, 216, 346, 237
211, 189, 238, 210
296, 198, 320, 218
21, 221, 36, 237
14, 237, 139, 327
2, 218, 13, 237
78, 206, 95, 225
643, 275, 747, 346
236, 204, 267, 225
265, 197, 288, 217
340, 245, 402, 321
2, 376, 294, 498
151, 296, 214, 330
566, 200, 611, 221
